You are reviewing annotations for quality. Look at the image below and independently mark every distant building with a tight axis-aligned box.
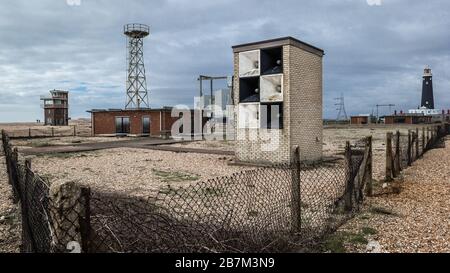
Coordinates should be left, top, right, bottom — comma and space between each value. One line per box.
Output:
41, 90, 69, 126
88, 108, 177, 137
351, 114, 372, 125
409, 107, 441, 116
408, 66, 441, 116
384, 114, 432, 125
387, 66, 447, 125
87, 108, 208, 137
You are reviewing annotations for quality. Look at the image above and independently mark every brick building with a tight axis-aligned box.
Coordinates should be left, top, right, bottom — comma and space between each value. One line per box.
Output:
232, 37, 324, 164
351, 115, 372, 125
41, 90, 69, 126
88, 108, 180, 137
384, 114, 432, 125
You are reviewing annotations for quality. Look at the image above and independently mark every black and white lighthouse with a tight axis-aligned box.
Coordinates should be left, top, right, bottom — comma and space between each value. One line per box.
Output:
421, 66, 434, 109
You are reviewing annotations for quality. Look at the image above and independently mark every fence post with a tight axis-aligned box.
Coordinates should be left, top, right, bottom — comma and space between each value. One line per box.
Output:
344, 141, 354, 212
51, 127, 55, 137
49, 181, 91, 253
365, 136, 373, 197
73, 126, 77, 137
385, 132, 393, 182
11, 148, 20, 203
422, 127, 426, 155
407, 130, 412, 166
22, 159, 36, 252
291, 146, 301, 233
415, 128, 419, 160
395, 131, 401, 174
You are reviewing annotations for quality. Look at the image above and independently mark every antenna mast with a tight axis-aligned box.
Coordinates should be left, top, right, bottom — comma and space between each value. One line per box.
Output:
124, 23, 150, 109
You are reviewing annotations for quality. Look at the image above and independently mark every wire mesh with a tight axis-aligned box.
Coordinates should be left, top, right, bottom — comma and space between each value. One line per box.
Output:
5, 126, 446, 254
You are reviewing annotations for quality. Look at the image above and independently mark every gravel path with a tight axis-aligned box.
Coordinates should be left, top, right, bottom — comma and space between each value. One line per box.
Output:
31, 148, 253, 198
0, 145, 21, 253
336, 137, 450, 253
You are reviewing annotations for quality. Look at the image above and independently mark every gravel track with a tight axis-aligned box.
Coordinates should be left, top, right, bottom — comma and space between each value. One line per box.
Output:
337, 137, 450, 253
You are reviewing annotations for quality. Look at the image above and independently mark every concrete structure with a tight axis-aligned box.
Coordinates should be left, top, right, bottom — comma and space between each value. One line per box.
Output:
232, 37, 324, 164
88, 108, 179, 137
41, 90, 69, 126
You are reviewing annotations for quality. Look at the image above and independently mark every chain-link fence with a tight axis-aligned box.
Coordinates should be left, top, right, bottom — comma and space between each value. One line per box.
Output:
2, 129, 373, 253
1, 130, 90, 253
385, 124, 448, 182
2, 126, 80, 139
87, 139, 371, 253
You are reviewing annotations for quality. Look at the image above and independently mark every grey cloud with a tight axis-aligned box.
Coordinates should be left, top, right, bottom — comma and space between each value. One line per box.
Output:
0, 0, 449, 122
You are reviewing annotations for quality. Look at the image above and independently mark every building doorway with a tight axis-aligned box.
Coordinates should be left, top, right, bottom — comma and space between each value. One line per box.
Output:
142, 116, 151, 135
115, 117, 130, 134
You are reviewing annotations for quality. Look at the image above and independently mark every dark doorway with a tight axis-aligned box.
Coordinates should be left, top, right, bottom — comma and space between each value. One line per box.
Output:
115, 117, 130, 134
142, 116, 151, 134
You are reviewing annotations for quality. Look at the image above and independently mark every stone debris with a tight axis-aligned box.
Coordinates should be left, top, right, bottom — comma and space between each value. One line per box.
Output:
366, 241, 382, 253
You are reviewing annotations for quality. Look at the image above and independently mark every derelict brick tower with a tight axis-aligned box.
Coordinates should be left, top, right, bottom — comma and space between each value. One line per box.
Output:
421, 66, 435, 109
41, 90, 69, 126
232, 37, 324, 164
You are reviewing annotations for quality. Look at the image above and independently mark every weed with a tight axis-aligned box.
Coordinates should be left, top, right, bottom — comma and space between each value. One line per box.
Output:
370, 206, 395, 216
362, 227, 378, 236
153, 169, 200, 183
323, 232, 349, 253
348, 233, 368, 245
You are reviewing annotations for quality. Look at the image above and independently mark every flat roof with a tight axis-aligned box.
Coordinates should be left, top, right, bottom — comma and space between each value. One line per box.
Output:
385, 114, 432, 118
87, 108, 174, 113
232, 36, 324, 57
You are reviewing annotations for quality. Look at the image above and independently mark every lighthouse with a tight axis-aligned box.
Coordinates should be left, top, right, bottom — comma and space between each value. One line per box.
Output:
421, 66, 434, 109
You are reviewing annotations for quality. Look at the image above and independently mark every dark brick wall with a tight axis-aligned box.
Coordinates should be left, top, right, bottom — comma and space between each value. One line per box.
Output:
44, 108, 69, 126
92, 110, 186, 136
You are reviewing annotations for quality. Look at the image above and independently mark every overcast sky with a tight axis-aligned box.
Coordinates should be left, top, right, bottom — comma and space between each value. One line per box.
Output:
0, 0, 449, 122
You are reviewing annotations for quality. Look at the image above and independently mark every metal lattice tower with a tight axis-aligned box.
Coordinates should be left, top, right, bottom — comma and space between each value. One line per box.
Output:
335, 94, 348, 121
124, 24, 150, 109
